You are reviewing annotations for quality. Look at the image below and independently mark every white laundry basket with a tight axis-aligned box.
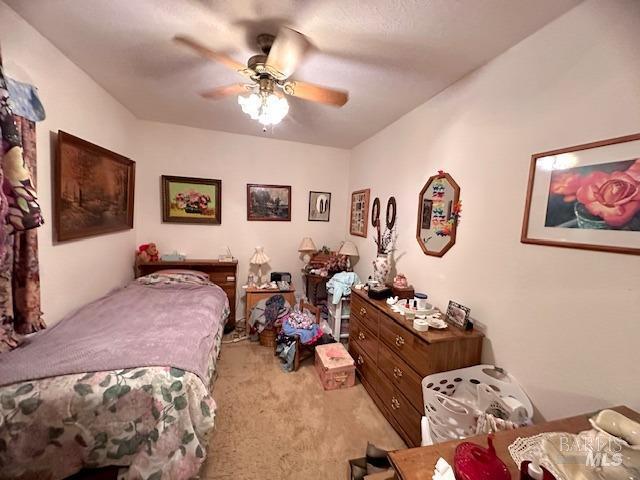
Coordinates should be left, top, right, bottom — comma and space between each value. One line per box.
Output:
422, 364, 533, 444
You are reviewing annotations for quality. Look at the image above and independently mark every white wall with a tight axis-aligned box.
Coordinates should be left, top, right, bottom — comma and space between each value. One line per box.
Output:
134, 121, 350, 320
349, 0, 640, 420
0, 2, 138, 325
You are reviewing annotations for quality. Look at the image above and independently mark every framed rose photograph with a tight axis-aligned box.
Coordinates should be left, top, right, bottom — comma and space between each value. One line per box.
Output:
161, 175, 221, 224
521, 133, 640, 255
350, 188, 370, 237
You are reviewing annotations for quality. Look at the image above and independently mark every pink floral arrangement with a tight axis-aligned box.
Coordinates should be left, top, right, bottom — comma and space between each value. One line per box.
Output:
174, 190, 211, 214
550, 159, 640, 227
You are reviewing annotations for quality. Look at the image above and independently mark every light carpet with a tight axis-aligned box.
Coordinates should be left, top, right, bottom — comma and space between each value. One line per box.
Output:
200, 341, 406, 479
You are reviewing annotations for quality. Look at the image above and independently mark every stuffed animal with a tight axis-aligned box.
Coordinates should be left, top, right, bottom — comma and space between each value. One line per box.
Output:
137, 243, 159, 262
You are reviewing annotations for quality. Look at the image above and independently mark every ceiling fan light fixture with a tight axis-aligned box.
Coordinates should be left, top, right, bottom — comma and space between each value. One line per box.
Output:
238, 91, 289, 126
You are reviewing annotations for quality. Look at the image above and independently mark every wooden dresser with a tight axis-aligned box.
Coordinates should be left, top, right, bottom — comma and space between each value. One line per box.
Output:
135, 259, 238, 332
348, 289, 484, 447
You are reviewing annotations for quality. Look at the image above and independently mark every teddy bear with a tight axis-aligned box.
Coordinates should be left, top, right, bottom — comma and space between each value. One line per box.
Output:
136, 243, 159, 262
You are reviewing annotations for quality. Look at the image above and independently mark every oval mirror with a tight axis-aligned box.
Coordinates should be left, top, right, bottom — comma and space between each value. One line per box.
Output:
416, 172, 461, 257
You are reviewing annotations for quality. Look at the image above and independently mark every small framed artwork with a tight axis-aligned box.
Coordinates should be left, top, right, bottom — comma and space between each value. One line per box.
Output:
521, 132, 640, 255
445, 301, 471, 330
161, 175, 221, 224
54, 131, 135, 242
247, 184, 291, 221
308, 191, 331, 222
350, 188, 370, 237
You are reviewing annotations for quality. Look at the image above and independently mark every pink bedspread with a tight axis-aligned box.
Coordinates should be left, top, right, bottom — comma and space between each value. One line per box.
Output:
0, 281, 228, 386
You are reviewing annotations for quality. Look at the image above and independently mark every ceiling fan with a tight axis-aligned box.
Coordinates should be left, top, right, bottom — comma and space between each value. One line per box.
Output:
174, 27, 349, 128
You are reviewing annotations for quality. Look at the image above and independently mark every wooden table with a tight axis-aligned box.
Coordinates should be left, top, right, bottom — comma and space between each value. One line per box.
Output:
388, 405, 639, 479
245, 287, 296, 332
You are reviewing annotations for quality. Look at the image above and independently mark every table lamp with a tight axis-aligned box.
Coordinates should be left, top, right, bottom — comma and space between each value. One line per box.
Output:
250, 246, 270, 285
298, 237, 317, 266
338, 240, 359, 269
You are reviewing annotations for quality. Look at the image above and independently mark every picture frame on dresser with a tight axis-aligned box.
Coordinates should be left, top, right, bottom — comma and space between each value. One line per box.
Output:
445, 301, 471, 330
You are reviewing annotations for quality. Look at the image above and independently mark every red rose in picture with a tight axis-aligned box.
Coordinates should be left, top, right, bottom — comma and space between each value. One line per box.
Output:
576, 170, 640, 227
626, 158, 640, 181
550, 171, 583, 202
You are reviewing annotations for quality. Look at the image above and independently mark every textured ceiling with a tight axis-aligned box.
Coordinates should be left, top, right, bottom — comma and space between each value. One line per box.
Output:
6, 0, 581, 148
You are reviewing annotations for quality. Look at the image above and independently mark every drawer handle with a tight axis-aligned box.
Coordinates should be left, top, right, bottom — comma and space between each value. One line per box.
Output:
391, 396, 400, 410
393, 367, 403, 379
357, 355, 364, 366
358, 331, 366, 341
395, 335, 405, 347
359, 307, 367, 316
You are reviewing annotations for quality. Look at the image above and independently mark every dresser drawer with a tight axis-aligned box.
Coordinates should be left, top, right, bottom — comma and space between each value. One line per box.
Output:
350, 316, 378, 362
349, 338, 377, 382
351, 293, 380, 333
378, 342, 424, 413
374, 373, 422, 447
379, 313, 439, 377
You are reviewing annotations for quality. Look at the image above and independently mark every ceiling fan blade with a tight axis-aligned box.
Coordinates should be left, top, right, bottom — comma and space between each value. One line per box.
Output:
173, 35, 254, 78
200, 84, 252, 100
283, 80, 349, 107
265, 27, 312, 80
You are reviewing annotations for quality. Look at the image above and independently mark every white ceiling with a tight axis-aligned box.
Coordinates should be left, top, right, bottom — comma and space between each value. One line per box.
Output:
6, 0, 581, 148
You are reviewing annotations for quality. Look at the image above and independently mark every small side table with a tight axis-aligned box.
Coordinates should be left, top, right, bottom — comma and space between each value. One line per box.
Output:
245, 287, 296, 333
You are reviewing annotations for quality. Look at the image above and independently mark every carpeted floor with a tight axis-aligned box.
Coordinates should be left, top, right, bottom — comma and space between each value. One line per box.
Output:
200, 341, 406, 479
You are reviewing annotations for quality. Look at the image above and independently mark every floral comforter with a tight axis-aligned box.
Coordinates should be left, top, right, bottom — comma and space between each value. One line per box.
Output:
0, 272, 228, 480
0, 327, 223, 480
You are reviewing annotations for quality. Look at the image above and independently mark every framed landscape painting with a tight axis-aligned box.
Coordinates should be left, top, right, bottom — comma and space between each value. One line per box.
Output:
247, 184, 291, 221
350, 189, 370, 237
161, 175, 221, 224
54, 131, 135, 242
521, 133, 640, 255
308, 191, 331, 222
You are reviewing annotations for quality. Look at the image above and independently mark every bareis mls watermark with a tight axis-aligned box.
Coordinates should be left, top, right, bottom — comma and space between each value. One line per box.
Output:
559, 434, 624, 467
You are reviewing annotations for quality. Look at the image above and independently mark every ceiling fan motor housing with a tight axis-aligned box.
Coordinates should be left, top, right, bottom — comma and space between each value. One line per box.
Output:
256, 33, 275, 54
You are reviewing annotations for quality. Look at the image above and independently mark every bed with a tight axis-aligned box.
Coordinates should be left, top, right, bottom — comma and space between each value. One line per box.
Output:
0, 266, 232, 480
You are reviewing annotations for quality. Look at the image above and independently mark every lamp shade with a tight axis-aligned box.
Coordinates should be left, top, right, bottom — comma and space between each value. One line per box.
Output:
339, 241, 359, 257
298, 237, 317, 253
250, 246, 270, 265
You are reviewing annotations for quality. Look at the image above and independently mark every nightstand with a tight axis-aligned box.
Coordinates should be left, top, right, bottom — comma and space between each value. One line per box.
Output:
245, 287, 296, 332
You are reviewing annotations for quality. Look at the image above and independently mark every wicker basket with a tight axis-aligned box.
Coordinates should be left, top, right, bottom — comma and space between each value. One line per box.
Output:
259, 328, 276, 347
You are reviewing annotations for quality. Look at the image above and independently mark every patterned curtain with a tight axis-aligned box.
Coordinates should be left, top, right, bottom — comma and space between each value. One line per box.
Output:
0, 49, 44, 352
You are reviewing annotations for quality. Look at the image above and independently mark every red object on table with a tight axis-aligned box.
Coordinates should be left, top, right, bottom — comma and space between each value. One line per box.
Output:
453, 434, 510, 480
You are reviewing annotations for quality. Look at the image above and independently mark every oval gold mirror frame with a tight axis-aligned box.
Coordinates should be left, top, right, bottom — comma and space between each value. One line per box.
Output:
416, 172, 461, 257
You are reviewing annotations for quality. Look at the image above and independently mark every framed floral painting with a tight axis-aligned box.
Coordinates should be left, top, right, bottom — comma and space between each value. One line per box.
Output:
521, 133, 640, 255
161, 175, 221, 224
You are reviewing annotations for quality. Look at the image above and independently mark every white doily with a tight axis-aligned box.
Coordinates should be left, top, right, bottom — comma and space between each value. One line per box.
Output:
508, 433, 565, 480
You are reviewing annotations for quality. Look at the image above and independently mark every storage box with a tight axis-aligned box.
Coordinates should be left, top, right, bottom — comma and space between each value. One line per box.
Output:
391, 284, 415, 300
315, 343, 355, 390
